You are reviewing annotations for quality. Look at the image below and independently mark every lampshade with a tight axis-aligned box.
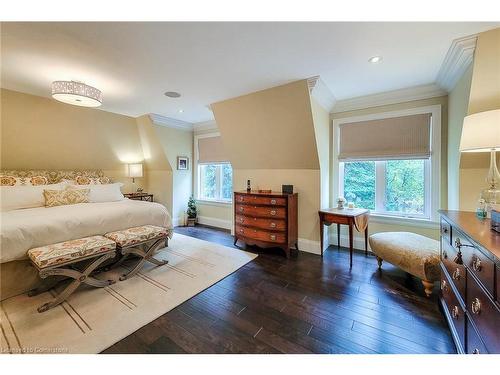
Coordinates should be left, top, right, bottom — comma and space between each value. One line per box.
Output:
52, 81, 102, 107
127, 163, 143, 178
460, 109, 500, 152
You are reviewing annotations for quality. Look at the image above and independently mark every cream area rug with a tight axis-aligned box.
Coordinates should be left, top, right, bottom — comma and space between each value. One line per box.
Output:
0, 233, 257, 354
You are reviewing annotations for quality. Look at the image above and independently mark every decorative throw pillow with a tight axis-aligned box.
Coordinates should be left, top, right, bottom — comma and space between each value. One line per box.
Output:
67, 183, 124, 203
0, 175, 48, 186
44, 188, 90, 207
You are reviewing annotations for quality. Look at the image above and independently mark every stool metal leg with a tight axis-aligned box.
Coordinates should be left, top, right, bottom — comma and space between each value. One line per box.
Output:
119, 237, 168, 281
36, 252, 116, 313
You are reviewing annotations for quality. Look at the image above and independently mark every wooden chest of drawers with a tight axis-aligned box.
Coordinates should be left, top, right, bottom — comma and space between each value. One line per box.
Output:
439, 210, 500, 354
234, 191, 298, 258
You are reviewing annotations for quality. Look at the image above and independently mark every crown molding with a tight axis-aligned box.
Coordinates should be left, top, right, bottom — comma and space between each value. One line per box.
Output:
307, 76, 336, 112
193, 120, 218, 132
436, 34, 477, 92
331, 83, 447, 114
149, 113, 194, 131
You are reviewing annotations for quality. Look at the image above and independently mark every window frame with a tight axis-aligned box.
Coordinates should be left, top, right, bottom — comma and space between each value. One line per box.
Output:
333, 105, 441, 224
198, 162, 233, 202
194, 132, 233, 205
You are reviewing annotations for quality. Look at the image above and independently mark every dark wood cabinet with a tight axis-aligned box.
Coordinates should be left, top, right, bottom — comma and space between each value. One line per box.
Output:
439, 210, 500, 354
233, 191, 298, 258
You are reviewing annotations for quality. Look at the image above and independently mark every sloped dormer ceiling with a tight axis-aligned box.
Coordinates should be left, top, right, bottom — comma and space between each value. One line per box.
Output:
211, 79, 320, 170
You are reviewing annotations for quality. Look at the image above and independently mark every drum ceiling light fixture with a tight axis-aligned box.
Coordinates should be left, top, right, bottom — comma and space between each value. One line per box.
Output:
51, 80, 103, 107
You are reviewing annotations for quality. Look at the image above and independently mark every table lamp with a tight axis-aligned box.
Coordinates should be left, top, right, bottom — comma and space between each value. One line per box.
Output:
460, 109, 500, 205
127, 163, 143, 192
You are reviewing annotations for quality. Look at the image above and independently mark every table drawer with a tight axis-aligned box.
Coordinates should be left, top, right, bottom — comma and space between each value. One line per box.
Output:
235, 204, 286, 219
466, 272, 500, 353
234, 194, 286, 206
440, 218, 451, 246
461, 244, 495, 297
235, 225, 286, 244
441, 241, 466, 300
466, 317, 489, 354
441, 272, 465, 348
235, 215, 286, 232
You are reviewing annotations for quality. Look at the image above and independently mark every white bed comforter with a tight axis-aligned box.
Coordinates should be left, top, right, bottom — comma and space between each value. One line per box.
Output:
0, 199, 173, 263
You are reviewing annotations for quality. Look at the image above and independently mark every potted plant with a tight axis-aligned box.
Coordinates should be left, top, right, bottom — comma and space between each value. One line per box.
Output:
186, 196, 198, 226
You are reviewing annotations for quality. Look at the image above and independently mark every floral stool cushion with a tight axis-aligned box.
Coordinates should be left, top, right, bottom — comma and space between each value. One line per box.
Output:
28, 236, 116, 269
368, 232, 440, 282
104, 225, 169, 248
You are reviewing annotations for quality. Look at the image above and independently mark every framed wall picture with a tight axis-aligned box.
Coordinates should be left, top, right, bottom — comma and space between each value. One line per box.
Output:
177, 156, 189, 170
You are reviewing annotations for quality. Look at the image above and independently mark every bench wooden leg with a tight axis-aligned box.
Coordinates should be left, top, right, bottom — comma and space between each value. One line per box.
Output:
36, 252, 116, 313
422, 279, 434, 298
119, 237, 168, 281
376, 256, 383, 269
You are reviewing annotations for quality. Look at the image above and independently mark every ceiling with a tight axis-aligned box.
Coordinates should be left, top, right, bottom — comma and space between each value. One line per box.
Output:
1, 22, 498, 123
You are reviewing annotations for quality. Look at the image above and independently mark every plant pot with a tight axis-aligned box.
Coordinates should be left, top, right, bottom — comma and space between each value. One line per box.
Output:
187, 217, 197, 227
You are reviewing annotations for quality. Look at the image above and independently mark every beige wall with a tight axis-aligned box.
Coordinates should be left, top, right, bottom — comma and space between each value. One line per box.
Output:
448, 65, 473, 210
211, 80, 322, 249
459, 28, 500, 211
211, 80, 319, 170
154, 124, 193, 224
0, 89, 145, 192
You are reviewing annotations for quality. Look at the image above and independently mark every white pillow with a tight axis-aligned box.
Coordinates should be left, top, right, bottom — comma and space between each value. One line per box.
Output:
68, 182, 124, 203
0, 182, 67, 211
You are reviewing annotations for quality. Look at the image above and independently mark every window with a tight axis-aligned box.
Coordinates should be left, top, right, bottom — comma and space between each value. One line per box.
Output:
339, 159, 429, 218
198, 163, 233, 202
334, 105, 441, 222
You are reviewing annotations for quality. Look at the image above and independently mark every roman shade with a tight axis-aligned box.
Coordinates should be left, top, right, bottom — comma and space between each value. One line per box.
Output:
338, 113, 432, 161
197, 135, 229, 163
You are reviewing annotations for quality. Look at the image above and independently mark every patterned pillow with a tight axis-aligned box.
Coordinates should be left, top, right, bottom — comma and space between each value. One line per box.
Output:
0, 175, 48, 186
44, 188, 90, 207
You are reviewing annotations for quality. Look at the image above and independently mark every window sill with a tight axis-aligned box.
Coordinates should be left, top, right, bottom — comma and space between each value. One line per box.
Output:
196, 199, 232, 207
369, 213, 439, 229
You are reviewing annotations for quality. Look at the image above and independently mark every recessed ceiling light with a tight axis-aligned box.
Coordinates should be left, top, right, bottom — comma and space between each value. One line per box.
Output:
164, 91, 181, 98
178, 109, 184, 113
368, 56, 382, 64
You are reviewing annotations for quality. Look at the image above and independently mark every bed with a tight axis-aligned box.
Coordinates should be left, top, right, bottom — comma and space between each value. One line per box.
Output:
0, 169, 173, 300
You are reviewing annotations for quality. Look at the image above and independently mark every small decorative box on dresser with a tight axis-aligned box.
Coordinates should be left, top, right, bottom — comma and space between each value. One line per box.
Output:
439, 210, 500, 354
234, 191, 298, 258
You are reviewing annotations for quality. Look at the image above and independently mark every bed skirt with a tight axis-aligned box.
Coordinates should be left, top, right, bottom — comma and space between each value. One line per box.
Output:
1, 260, 41, 301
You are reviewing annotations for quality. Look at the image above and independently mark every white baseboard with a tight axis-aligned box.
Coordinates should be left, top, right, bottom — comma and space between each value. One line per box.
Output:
172, 217, 182, 227
328, 232, 371, 252
197, 215, 232, 230
298, 238, 321, 255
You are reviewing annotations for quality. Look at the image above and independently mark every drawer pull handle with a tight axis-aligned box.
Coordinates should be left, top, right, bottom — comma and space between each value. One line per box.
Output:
270, 199, 277, 205
441, 280, 448, 292
270, 210, 277, 216
472, 348, 480, 354
471, 298, 481, 314
239, 218, 244, 223
472, 257, 482, 272
239, 229, 244, 234
270, 234, 276, 241
238, 197, 244, 202
451, 305, 459, 320
239, 207, 244, 212
452, 268, 461, 280
270, 222, 276, 228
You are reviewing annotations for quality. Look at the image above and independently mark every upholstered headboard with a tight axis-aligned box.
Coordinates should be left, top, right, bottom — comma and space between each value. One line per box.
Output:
0, 169, 111, 185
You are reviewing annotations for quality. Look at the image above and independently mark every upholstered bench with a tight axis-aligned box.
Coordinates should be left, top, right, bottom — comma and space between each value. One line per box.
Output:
28, 236, 117, 312
368, 232, 440, 297
104, 225, 169, 281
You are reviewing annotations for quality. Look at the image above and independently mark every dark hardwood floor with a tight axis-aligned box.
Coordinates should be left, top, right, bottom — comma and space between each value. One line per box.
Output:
103, 225, 455, 354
